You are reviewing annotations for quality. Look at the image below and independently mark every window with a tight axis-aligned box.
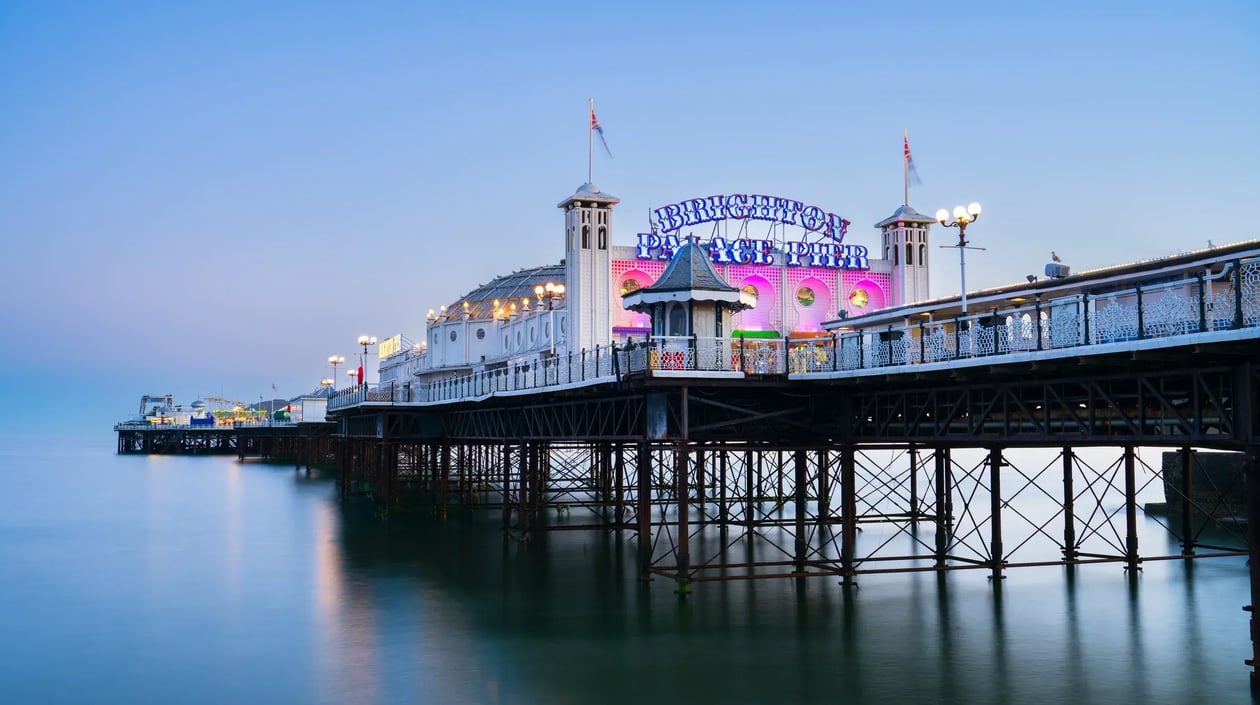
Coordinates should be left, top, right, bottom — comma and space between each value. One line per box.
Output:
796, 286, 815, 307
449, 330, 457, 342
919, 244, 926, 264
667, 303, 687, 336
475, 328, 486, 340
582, 225, 590, 249
906, 243, 913, 265
598, 227, 607, 250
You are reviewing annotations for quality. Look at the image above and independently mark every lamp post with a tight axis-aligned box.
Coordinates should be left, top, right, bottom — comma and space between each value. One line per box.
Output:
328, 354, 345, 385
320, 378, 334, 389
534, 281, 566, 355
935, 202, 984, 315
357, 335, 377, 385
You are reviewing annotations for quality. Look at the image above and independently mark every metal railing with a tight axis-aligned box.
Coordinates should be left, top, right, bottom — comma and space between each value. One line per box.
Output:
327, 256, 1260, 410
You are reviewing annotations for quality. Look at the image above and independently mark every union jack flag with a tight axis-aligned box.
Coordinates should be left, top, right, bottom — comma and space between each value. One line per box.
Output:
904, 131, 922, 186
591, 105, 612, 158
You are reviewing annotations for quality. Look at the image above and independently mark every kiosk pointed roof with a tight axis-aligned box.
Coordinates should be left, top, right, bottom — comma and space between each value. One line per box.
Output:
621, 242, 755, 312
647, 241, 735, 294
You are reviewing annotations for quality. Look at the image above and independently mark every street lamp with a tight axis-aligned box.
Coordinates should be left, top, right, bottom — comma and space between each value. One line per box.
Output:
320, 378, 334, 389
357, 335, 377, 385
534, 281, 565, 355
935, 202, 983, 315
328, 354, 345, 383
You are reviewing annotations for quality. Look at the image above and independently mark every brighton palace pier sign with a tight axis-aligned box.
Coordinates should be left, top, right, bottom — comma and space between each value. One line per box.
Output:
638, 194, 870, 271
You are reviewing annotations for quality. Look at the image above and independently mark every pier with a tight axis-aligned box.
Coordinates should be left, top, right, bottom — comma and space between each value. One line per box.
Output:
116, 237, 1260, 676
315, 241, 1260, 675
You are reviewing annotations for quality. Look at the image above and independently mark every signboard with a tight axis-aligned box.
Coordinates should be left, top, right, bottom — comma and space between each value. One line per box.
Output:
636, 233, 870, 271
652, 194, 850, 243
379, 334, 403, 360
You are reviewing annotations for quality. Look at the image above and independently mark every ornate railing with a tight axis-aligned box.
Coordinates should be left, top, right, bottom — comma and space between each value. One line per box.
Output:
326, 256, 1260, 410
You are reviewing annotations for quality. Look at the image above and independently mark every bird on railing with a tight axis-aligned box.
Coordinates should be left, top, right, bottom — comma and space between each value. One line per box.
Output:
1051, 251, 1062, 263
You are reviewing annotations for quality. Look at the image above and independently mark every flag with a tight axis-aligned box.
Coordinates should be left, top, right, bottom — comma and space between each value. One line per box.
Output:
357, 365, 364, 385
904, 131, 922, 186
590, 105, 612, 158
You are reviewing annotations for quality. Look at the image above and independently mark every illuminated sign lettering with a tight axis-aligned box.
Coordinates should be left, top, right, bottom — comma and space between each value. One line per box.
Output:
652, 194, 851, 243
379, 334, 402, 360
636, 233, 870, 271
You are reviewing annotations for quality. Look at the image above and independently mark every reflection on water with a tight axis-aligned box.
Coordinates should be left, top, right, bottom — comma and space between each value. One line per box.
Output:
0, 449, 1253, 705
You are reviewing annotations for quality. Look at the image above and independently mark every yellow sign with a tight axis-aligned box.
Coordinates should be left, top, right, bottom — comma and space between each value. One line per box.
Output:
379, 334, 402, 359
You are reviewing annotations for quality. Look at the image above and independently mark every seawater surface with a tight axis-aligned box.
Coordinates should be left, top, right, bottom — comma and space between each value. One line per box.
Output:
0, 442, 1253, 704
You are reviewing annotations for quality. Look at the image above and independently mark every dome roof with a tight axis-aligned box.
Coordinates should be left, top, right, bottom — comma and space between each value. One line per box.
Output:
190, 399, 206, 408
558, 182, 619, 207
438, 263, 566, 320
874, 204, 938, 228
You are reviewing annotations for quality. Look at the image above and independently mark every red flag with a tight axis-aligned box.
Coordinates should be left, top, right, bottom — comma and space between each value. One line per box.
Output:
357, 365, 364, 384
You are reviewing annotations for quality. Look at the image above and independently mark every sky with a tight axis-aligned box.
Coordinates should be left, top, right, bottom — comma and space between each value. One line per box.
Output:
1, 0, 1257, 436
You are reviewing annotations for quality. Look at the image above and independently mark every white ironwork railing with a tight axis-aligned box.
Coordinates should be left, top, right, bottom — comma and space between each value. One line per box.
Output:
326, 256, 1260, 411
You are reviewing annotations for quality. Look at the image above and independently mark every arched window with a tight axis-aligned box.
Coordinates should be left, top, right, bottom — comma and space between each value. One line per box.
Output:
918, 244, 926, 264
905, 243, 914, 265
581, 225, 590, 249
893, 245, 899, 265
667, 303, 687, 336
598, 227, 607, 250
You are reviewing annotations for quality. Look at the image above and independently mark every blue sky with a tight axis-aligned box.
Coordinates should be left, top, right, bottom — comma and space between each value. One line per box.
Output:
1, 1, 1257, 435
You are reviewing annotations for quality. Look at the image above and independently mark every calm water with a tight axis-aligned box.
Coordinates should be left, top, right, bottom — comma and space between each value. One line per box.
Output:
0, 443, 1254, 704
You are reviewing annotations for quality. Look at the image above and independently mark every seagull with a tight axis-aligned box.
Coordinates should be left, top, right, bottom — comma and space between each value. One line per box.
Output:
1051, 251, 1062, 263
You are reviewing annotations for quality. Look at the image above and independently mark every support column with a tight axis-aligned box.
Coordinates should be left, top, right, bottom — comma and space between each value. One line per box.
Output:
1063, 447, 1077, 562
1181, 446, 1195, 556
718, 449, 728, 531
675, 441, 690, 594
840, 444, 857, 587
989, 447, 1004, 581
1244, 445, 1260, 688
908, 445, 920, 523
637, 441, 652, 581
1124, 445, 1140, 572
746, 450, 756, 534
817, 450, 831, 526
934, 447, 948, 569
519, 442, 531, 537
614, 444, 625, 529
794, 448, 807, 576
439, 443, 452, 519
501, 443, 513, 536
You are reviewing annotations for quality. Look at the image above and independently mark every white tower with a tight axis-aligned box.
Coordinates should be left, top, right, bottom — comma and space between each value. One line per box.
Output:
876, 205, 935, 306
558, 182, 619, 352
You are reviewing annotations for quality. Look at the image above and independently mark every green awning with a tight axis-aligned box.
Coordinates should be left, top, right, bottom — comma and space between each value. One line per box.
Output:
732, 330, 781, 339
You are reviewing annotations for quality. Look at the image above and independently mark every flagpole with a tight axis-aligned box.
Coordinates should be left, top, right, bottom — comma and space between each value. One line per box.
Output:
588, 98, 594, 184
903, 128, 909, 207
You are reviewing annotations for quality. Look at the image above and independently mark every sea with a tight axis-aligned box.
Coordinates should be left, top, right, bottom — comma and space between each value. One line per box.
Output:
0, 440, 1253, 705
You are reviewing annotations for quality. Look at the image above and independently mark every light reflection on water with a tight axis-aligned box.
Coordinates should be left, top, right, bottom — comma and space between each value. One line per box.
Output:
0, 448, 1252, 705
